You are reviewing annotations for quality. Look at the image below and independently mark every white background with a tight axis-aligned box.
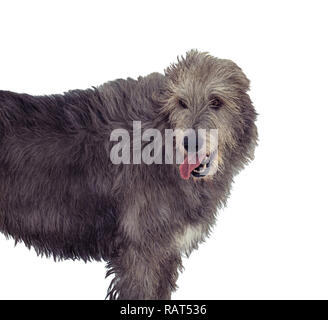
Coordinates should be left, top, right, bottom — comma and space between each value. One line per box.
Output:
0, 0, 327, 300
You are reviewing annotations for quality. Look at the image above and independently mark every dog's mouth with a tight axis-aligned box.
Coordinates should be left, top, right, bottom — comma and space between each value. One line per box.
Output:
179, 152, 213, 180
191, 154, 212, 178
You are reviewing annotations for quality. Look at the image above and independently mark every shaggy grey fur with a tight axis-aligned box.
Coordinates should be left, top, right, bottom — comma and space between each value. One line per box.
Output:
0, 50, 257, 299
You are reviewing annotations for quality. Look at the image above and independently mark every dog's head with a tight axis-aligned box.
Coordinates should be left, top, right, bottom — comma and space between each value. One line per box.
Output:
162, 50, 257, 180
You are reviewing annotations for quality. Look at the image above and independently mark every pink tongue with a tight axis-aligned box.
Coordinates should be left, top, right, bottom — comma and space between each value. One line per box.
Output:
179, 154, 206, 180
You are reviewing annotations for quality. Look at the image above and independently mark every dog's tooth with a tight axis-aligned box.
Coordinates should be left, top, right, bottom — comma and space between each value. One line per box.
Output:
199, 166, 206, 173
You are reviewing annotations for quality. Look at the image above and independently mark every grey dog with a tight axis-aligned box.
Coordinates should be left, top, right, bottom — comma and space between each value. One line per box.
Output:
0, 50, 257, 299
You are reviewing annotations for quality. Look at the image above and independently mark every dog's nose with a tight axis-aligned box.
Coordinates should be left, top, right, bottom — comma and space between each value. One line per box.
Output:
183, 135, 204, 152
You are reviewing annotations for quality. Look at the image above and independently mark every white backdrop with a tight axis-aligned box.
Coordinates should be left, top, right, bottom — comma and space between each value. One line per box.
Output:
0, 0, 327, 300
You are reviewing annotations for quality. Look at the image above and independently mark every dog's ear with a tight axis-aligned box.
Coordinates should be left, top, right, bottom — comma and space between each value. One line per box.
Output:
220, 59, 251, 92
151, 89, 166, 106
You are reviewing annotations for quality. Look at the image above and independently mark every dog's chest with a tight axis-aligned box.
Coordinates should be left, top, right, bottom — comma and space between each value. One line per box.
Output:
175, 225, 205, 256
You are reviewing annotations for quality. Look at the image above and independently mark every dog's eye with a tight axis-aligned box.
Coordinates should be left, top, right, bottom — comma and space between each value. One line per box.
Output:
178, 100, 188, 109
210, 98, 223, 109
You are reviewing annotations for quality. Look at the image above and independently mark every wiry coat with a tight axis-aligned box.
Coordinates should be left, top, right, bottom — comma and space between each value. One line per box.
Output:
0, 51, 257, 299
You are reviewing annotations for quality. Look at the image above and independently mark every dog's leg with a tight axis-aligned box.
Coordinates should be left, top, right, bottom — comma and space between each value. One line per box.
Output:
106, 246, 182, 300
156, 253, 182, 300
